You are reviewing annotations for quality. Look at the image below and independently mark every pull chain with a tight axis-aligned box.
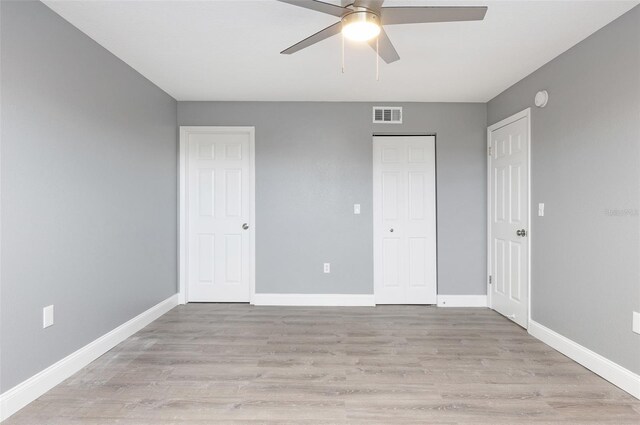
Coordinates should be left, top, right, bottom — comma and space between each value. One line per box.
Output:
376, 37, 379, 81
341, 32, 345, 74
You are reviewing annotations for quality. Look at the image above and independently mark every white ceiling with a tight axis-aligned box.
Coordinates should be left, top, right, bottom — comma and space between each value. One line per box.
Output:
44, 0, 638, 102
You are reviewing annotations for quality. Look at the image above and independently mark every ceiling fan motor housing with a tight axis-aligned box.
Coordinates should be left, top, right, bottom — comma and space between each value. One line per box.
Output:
342, 9, 380, 26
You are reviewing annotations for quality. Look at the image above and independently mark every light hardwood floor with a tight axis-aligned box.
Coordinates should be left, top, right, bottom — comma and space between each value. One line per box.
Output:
6, 304, 640, 424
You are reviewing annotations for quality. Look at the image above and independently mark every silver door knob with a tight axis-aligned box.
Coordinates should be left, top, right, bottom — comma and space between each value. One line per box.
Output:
242, 223, 249, 230
389, 228, 394, 233
516, 229, 527, 237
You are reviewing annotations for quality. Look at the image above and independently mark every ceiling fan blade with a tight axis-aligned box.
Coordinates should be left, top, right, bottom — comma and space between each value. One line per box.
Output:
381, 6, 488, 25
277, 0, 350, 17
281, 22, 342, 55
353, 0, 385, 11
368, 28, 399, 64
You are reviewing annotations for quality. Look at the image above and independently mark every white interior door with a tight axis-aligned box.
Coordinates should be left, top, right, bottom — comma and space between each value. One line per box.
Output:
373, 136, 437, 305
488, 110, 530, 328
183, 127, 254, 302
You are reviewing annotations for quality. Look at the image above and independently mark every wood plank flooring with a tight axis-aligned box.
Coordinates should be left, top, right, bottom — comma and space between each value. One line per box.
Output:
6, 304, 640, 424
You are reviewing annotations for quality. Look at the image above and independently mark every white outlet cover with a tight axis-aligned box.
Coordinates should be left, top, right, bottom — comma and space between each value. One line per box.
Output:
323, 263, 330, 273
538, 203, 545, 216
354, 204, 361, 215
633, 312, 640, 335
43, 305, 54, 328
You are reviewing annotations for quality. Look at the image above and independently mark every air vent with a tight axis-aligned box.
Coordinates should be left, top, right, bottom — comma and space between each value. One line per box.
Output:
373, 107, 402, 124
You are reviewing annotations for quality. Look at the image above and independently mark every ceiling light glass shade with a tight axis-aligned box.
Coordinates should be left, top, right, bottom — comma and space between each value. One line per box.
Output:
342, 11, 381, 42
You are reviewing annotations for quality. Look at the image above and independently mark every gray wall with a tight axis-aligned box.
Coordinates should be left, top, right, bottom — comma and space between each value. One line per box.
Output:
178, 102, 487, 296
0, 1, 178, 391
487, 6, 640, 374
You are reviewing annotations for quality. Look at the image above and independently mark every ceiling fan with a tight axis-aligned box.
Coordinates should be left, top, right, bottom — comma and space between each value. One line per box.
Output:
278, 1, 488, 64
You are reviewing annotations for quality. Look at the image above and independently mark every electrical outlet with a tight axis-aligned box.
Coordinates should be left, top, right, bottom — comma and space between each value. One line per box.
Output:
538, 203, 545, 217
43, 305, 54, 328
323, 263, 331, 274
354, 204, 361, 215
633, 312, 640, 335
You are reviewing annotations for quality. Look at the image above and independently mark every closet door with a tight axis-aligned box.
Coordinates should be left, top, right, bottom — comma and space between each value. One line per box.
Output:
373, 136, 437, 305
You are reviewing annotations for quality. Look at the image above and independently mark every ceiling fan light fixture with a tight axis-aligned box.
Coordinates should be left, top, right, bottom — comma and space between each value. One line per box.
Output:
341, 11, 381, 42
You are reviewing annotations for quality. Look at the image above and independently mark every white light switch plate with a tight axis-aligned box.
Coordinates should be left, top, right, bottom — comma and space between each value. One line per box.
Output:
43, 305, 54, 328
323, 263, 330, 274
354, 204, 361, 215
633, 312, 640, 335
538, 203, 545, 217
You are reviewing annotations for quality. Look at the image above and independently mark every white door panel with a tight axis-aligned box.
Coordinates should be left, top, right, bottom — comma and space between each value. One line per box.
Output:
488, 113, 529, 328
374, 136, 437, 305
185, 128, 254, 302
382, 238, 401, 288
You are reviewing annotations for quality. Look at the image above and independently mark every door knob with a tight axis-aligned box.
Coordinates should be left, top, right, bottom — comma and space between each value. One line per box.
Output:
242, 223, 249, 230
389, 228, 394, 233
516, 229, 527, 237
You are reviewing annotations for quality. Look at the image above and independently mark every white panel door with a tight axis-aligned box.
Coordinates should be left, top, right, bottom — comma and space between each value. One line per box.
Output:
373, 136, 437, 305
488, 112, 529, 328
186, 128, 253, 302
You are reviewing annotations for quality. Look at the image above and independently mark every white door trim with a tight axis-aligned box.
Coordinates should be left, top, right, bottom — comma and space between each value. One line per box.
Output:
486, 108, 532, 326
178, 126, 256, 304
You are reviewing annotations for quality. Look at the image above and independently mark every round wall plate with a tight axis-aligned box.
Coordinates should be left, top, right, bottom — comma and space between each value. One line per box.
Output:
535, 90, 549, 108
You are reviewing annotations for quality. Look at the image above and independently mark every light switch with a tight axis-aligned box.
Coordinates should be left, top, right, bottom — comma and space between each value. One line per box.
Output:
43, 305, 54, 328
538, 203, 545, 217
354, 204, 361, 215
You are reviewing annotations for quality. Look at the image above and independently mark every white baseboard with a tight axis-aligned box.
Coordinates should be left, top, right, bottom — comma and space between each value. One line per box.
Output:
0, 294, 179, 422
252, 293, 375, 307
529, 320, 640, 400
437, 295, 487, 307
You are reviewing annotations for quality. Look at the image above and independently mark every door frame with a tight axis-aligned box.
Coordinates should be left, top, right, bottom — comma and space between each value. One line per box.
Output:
372, 134, 438, 305
486, 108, 531, 326
178, 126, 256, 304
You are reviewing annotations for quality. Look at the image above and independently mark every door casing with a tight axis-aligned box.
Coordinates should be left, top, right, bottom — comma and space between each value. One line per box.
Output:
178, 126, 256, 304
486, 108, 531, 327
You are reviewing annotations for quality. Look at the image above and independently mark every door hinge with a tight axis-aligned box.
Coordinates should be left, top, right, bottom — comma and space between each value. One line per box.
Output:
489, 275, 492, 284
488, 146, 492, 156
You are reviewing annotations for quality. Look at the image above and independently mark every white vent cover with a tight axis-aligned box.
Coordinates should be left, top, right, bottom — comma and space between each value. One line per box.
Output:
373, 107, 402, 124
